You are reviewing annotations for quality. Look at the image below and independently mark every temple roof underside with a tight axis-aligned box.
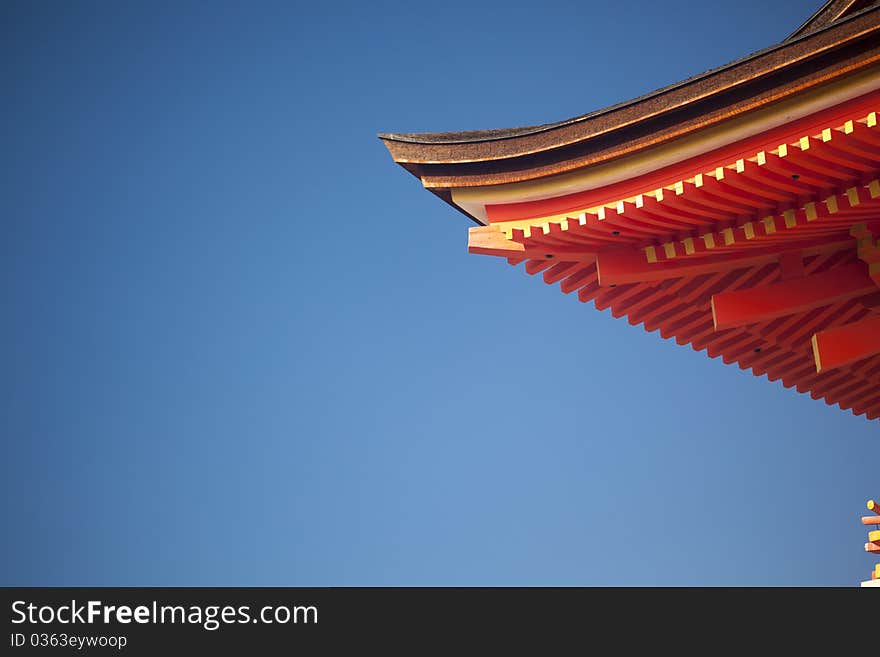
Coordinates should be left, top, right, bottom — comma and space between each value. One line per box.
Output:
381, 2, 880, 420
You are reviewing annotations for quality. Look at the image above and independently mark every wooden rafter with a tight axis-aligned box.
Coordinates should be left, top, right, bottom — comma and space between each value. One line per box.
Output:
811, 315, 880, 372
710, 261, 878, 330
594, 239, 852, 286
452, 86, 880, 419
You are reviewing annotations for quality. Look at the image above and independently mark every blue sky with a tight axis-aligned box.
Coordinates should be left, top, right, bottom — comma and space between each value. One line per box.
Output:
2, 0, 875, 586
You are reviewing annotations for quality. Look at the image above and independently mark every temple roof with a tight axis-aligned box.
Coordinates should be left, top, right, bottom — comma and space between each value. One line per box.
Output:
380, 3, 880, 194
787, 0, 876, 40
380, 1, 880, 420
465, 96, 880, 418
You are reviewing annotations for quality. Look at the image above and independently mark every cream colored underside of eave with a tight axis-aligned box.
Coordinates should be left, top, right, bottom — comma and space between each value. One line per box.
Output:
450, 65, 880, 224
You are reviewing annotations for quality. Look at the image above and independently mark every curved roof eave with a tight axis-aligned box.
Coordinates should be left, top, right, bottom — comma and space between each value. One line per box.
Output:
378, 4, 880, 167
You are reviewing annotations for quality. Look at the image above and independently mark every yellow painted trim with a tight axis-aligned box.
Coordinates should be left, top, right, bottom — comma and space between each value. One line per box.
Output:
811, 334, 823, 373
454, 112, 880, 247
804, 202, 817, 221
847, 187, 861, 207
448, 66, 880, 218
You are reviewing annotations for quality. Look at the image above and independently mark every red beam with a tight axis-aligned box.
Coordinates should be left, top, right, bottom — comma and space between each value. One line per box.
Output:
779, 252, 805, 280
811, 316, 880, 372
710, 262, 877, 330
594, 239, 851, 286
596, 249, 780, 286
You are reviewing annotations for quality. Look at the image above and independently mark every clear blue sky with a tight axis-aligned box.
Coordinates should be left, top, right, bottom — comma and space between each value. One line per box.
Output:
2, 0, 875, 586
